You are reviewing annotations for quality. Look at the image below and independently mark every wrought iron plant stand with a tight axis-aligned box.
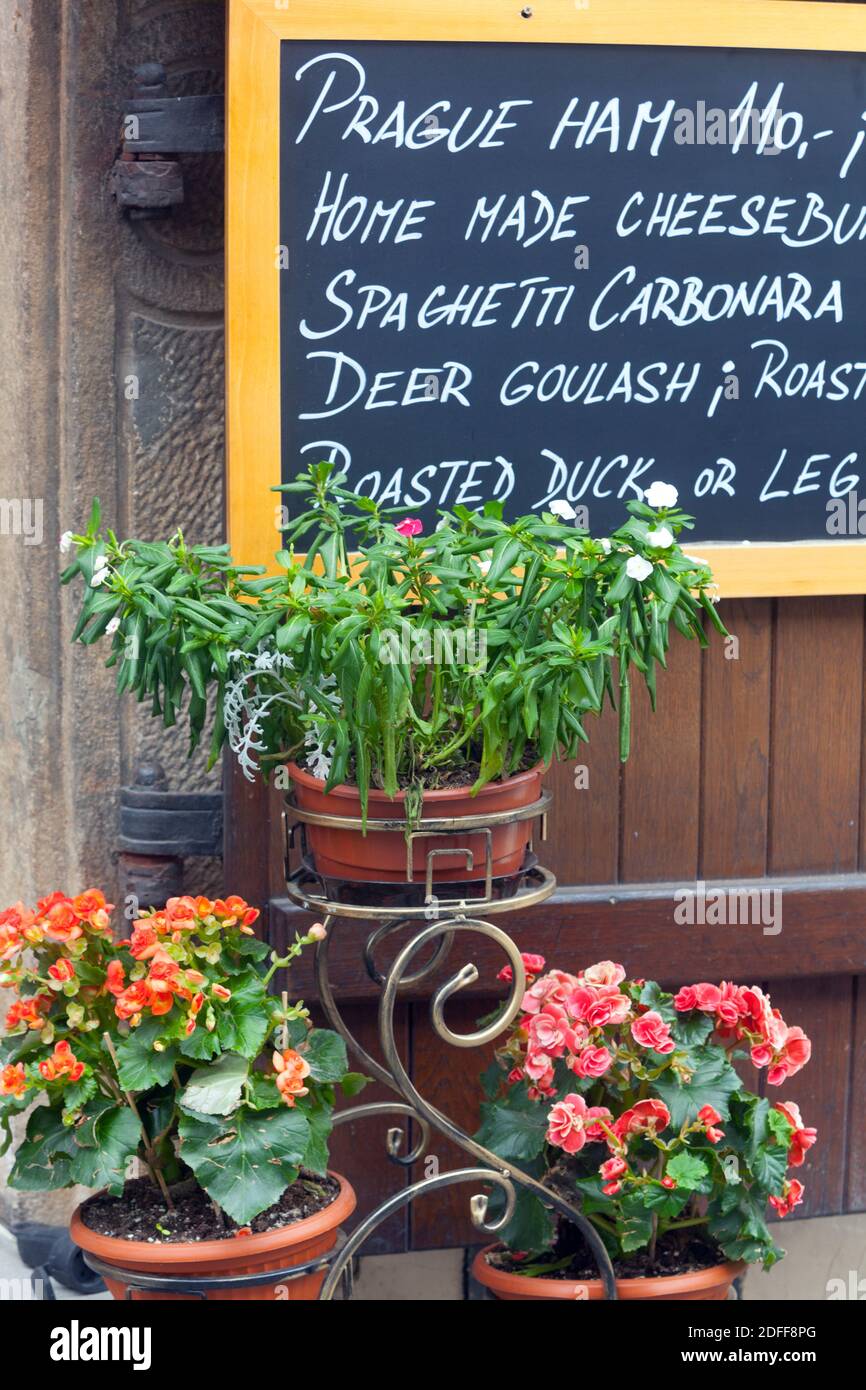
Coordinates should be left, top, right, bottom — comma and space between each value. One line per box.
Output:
282, 788, 618, 1301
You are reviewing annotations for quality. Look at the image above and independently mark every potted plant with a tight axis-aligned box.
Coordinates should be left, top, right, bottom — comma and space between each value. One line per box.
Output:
0, 889, 364, 1300
472, 956, 816, 1300
60, 465, 725, 887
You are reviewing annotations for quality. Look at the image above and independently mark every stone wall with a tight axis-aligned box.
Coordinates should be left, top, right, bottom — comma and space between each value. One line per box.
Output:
0, 0, 226, 1226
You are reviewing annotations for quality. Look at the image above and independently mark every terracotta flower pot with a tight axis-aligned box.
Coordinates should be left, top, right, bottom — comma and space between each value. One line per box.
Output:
287, 762, 544, 884
71, 1173, 355, 1302
472, 1245, 745, 1301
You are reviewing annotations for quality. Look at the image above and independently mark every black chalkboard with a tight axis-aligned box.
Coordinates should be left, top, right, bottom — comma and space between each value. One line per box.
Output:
279, 39, 866, 542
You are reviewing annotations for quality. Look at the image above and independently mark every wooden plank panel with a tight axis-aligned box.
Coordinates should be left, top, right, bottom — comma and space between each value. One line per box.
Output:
276, 878, 866, 1000
313, 1002, 411, 1254
765, 977, 853, 1219
223, 758, 273, 927
621, 637, 702, 881
700, 600, 772, 880
542, 703, 620, 886
769, 598, 864, 875
846, 976, 866, 1212
409, 998, 497, 1250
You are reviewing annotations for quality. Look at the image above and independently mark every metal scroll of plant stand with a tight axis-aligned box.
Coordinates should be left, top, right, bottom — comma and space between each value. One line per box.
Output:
282, 791, 618, 1302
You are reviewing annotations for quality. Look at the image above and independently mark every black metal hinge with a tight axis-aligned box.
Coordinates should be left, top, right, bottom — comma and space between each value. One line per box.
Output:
111, 62, 224, 217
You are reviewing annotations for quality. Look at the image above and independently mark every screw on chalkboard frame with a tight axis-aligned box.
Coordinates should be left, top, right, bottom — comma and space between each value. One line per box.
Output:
521, 6, 533, 17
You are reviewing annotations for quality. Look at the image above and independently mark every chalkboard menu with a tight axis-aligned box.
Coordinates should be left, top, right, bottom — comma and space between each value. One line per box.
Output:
226, 0, 866, 594
280, 39, 866, 544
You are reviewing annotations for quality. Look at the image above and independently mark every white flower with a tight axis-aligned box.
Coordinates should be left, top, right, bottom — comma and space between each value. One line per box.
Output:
626, 555, 653, 582
549, 499, 577, 520
59, 531, 74, 554
598, 537, 612, 554
90, 561, 110, 587
645, 526, 674, 549
106, 616, 121, 635
642, 481, 678, 509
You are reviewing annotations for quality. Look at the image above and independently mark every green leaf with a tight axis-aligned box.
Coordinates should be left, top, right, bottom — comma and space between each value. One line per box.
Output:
181, 1053, 249, 1116
751, 1143, 788, 1195
573, 1175, 619, 1217
245, 1073, 283, 1111
341, 1072, 370, 1099
479, 1060, 504, 1101
69, 1105, 141, 1197
301, 1105, 332, 1175
665, 1151, 711, 1192
114, 1017, 179, 1090
638, 980, 676, 1024
476, 1089, 549, 1163
617, 1195, 654, 1253
767, 1107, 794, 1147
672, 1011, 715, 1049
642, 1184, 689, 1219
179, 1023, 221, 1063
0, 1096, 29, 1158
498, 1185, 555, 1256
8, 1107, 78, 1191
179, 1106, 310, 1225
215, 971, 270, 1060
707, 1188, 784, 1269
302, 1029, 348, 1084
652, 1045, 741, 1129
62, 1074, 98, 1118
734, 1097, 789, 1196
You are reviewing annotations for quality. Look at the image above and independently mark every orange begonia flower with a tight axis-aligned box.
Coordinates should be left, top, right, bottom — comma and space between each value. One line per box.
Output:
105, 959, 126, 997
38, 1040, 85, 1084
0, 1062, 28, 1098
114, 980, 153, 1021
41, 900, 83, 944
5, 993, 53, 1031
272, 1048, 311, 1107
48, 958, 76, 984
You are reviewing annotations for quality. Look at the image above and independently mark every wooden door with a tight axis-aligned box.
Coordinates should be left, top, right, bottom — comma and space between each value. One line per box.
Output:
225, 594, 866, 1251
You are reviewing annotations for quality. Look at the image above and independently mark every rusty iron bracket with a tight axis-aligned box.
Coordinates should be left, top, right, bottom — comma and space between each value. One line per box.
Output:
111, 62, 223, 217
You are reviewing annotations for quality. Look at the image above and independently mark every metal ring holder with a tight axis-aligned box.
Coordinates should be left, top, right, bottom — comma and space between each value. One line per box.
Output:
82, 1230, 352, 1300
283, 789, 618, 1302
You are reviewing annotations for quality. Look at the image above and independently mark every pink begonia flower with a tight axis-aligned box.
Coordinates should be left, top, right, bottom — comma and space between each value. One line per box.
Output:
612, 1098, 671, 1145
528, 1005, 569, 1058
572, 1045, 612, 1079
395, 517, 423, 538
582, 960, 626, 988
769, 1178, 805, 1219
524, 1048, 554, 1083
521, 970, 578, 1015
497, 952, 546, 984
584, 1107, 613, 1142
771, 1026, 811, 1082
751, 1043, 774, 1069
546, 1094, 594, 1155
716, 981, 748, 1030
563, 1021, 590, 1053
774, 1102, 817, 1167
630, 1010, 675, 1055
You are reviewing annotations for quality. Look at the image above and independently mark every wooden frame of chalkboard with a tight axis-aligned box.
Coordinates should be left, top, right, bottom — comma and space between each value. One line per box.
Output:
227, 0, 866, 596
